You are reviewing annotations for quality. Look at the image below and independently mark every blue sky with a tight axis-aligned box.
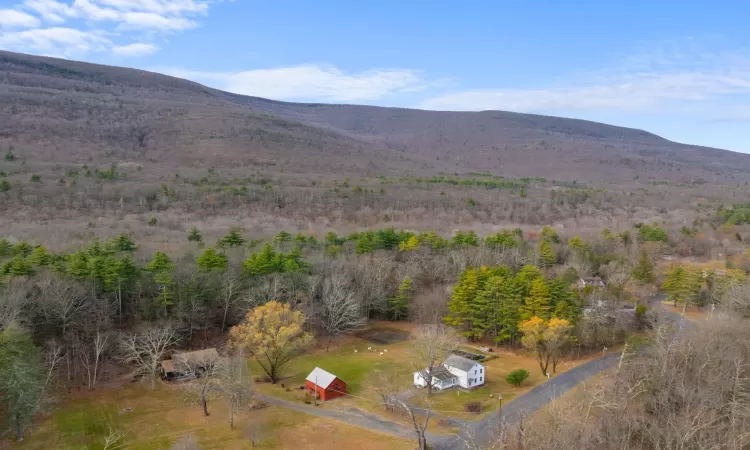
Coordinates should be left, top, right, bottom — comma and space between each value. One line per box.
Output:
2, 1, 750, 152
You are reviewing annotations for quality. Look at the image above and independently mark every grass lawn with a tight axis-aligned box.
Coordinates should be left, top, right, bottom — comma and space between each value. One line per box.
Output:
253, 323, 608, 422
14, 381, 414, 450
424, 344, 620, 420
251, 330, 416, 403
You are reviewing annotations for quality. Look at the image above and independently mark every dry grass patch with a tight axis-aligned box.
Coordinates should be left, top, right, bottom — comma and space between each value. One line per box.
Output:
661, 302, 709, 321
13, 380, 413, 450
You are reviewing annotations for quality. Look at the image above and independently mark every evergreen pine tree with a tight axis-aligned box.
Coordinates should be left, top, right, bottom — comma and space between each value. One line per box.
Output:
12, 241, 32, 258
27, 246, 51, 266
273, 230, 292, 247
187, 226, 203, 244
496, 276, 524, 344
398, 235, 420, 252
243, 244, 281, 275
219, 228, 246, 248
521, 277, 552, 320
112, 233, 137, 252
538, 240, 556, 268
6, 256, 34, 277
444, 268, 479, 336
390, 276, 413, 320
147, 251, 175, 310
0, 239, 11, 257
516, 265, 543, 296
196, 248, 228, 272
632, 250, 656, 284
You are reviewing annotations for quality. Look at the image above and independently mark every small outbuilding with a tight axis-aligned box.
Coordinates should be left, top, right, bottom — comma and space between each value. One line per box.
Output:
304, 367, 347, 401
578, 277, 605, 289
161, 348, 219, 379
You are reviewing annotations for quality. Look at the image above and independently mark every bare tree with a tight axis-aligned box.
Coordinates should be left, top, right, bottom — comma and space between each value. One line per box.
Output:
412, 323, 459, 395
36, 276, 90, 338
182, 353, 222, 417
219, 270, 243, 331
320, 274, 365, 350
387, 394, 433, 450
80, 330, 110, 390
0, 278, 30, 330
489, 314, 750, 450
219, 350, 253, 429
370, 369, 400, 412
118, 323, 179, 390
102, 426, 126, 450
244, 420, 264, 448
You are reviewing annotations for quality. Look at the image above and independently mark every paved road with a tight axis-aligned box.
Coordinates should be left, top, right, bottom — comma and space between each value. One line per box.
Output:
257, 394, 444, 443
433, 296, 692, 449
432, 351, 623, 449
260, 296, 687, 449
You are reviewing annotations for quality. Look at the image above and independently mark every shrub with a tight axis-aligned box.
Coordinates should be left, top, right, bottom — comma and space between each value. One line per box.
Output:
464, 401, 482, 413
506, 369, 530, 386
30, 174, 41, 182
635, 304, 648, 318
148, 216, 157, 226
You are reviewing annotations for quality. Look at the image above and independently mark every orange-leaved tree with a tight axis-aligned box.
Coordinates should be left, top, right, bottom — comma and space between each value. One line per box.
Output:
229, 301, 312, 383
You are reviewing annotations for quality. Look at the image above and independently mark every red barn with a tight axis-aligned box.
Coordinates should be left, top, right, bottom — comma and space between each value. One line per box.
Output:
304, 367, 347, 401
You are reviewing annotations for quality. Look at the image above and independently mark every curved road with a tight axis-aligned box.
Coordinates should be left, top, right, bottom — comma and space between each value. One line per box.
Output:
261, 298, 687, 449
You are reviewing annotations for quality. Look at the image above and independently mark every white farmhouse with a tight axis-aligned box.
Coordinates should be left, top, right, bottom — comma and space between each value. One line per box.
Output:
413, 354, 485, 390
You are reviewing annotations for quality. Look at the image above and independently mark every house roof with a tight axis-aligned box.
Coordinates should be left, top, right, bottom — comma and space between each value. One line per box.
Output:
415, 366, 455, 381
430, 366, 456, 381
306, 367, 338, 389
444, 354, 479, 372
161, 359, 175, 373
162, 348, 219, 373
581, 277, 604, 283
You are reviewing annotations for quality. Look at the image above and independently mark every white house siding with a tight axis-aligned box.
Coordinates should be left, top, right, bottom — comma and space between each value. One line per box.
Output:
446, 363, 485, 389
466, 364, 485, 387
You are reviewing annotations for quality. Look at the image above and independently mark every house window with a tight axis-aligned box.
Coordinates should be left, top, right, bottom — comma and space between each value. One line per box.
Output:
480, 369, 483, 374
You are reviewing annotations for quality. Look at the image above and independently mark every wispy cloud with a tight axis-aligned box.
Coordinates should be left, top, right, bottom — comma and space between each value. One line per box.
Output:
0, 27, 111, 58
112, 42, 159, 57
159, 65, 435, 102
0, 0, 215, 57
0, 9, 41, 28
420, 39, 750, 119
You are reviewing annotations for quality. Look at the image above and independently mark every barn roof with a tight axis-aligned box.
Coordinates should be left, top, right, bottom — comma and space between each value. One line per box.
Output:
444, 354, 479, 372
306, 367, 338, 388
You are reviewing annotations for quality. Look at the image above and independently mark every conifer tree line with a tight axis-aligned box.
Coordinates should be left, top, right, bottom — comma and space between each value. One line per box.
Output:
444, 265, 579, 344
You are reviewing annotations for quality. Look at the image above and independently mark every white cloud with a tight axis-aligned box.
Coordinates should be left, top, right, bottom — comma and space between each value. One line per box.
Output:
158, 65, 431, 102
5, 0, 214, 57
0, 9, 41, 28
420, 72, 750, 112
118, 12, 197, 31
420, 40, 750, 115
22, 0, 76, 23
112, 42, 158, 56
0, 27, 111, 57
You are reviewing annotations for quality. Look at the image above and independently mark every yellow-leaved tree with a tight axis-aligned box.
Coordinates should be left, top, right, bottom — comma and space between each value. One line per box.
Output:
519, 316, 572, 375
229, 301, 312, 383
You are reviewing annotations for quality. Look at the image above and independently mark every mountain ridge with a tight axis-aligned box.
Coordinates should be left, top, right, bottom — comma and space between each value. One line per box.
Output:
1, 49, 748, 183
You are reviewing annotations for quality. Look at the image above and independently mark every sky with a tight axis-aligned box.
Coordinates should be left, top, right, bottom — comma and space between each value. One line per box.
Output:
1, 1, 750, 152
